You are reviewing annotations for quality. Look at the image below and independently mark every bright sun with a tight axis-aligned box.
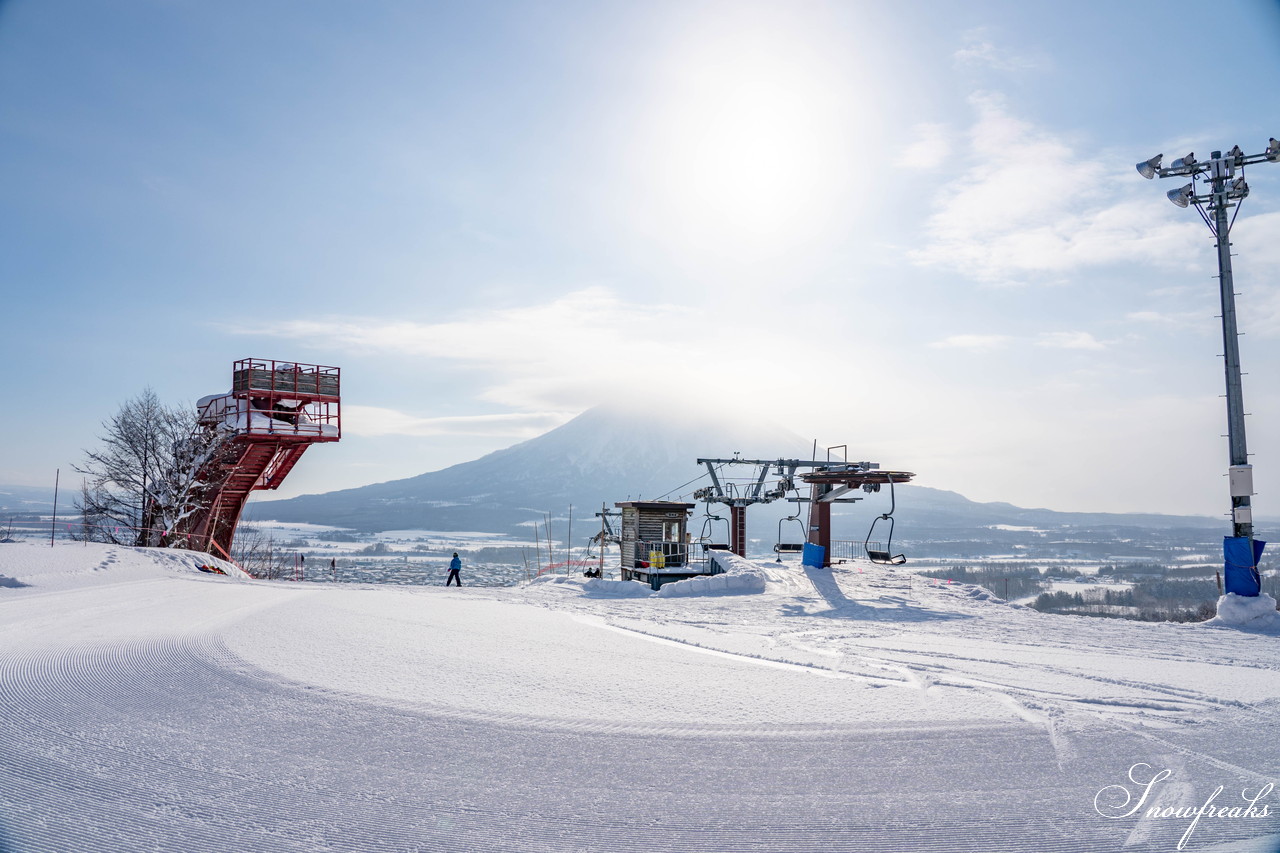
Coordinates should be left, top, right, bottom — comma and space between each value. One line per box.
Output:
634, 21, 863, 257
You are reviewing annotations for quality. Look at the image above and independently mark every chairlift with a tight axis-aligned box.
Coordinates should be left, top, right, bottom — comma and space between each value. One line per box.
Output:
774, 503, 806, 561
697, 507, 729, 553
864, 475, 907, 565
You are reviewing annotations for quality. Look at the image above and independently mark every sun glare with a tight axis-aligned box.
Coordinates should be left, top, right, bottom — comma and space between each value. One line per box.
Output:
634, 22, 862, 258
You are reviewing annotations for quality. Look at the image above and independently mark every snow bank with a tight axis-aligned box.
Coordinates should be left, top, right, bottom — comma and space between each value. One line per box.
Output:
583, 577, 654, 597
525, 574, 574, 587
655, 551, 768, 597
524, 574, 654, 597
143, 547, 251, 580
1210, 592, 1280, 629
0, 541, 249, 593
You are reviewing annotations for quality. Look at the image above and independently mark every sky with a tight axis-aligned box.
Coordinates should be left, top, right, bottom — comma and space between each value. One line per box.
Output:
2, 0, 1280, 519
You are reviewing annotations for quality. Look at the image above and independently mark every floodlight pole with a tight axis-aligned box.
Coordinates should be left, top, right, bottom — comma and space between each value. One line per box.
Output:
1210, 165, 1251, 540
1138, 141, 1278, 542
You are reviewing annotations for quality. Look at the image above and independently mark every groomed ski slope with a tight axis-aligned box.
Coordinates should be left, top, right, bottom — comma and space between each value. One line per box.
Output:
1, 543, 1278, 852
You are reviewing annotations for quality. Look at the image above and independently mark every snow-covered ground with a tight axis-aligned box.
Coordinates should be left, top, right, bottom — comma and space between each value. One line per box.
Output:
2, 541, 1279, 852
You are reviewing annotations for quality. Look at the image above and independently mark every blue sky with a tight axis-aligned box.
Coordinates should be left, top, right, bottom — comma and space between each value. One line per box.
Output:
2, 0, 1279, 518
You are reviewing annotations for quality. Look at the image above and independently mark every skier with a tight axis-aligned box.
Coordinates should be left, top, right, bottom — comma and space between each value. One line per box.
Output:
446, 552, 462, 587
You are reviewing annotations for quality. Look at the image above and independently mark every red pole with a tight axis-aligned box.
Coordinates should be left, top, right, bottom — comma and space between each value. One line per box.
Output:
730, 505, 747, 557
807, 483, 832, 567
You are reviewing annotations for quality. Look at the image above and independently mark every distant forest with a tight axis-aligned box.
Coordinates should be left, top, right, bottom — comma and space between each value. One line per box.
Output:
916, 562, 1274, 623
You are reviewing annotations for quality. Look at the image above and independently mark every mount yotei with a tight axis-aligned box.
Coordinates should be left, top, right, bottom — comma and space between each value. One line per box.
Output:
249, 406, 1225, 550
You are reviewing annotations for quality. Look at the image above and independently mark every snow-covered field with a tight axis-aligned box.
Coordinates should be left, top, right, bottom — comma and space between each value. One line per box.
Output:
2, 542, 1279, 852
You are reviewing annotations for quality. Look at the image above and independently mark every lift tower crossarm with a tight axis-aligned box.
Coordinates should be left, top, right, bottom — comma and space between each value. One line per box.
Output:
694, 458, 876, 468
819, 484, 855, 502
701, 460, 727, 505
749, 462, 772, 501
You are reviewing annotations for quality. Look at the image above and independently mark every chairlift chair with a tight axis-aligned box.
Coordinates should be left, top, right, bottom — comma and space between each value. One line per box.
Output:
774, 507, 807, 561
863, 475, 907, 565
697, 508, 730, 554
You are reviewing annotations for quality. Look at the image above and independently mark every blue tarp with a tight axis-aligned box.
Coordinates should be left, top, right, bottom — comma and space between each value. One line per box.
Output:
1223, 536, 1266, 597
802, 543, 825, 568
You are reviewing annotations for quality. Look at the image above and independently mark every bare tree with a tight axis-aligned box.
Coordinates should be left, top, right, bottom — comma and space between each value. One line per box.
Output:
230, 522, 275, 577
74, 481, 132, 544
77, 388, 233, 548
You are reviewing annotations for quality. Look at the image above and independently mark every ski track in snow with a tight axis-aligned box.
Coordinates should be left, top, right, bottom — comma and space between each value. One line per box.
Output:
1, 543, 1279, 852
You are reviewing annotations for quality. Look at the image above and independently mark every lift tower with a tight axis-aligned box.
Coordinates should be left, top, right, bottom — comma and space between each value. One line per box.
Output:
694, 456, 914, 561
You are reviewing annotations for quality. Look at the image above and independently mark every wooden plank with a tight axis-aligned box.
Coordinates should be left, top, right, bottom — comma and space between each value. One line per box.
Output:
233, 369, 340, 398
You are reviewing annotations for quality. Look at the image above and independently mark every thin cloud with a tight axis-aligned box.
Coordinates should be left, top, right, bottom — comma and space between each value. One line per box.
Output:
910, 93, 1205, 283
342, 407, 575, 439
953, 29, 1040, 72
930, 331, 1108, 351
896, 123, 950, 169
1037, 331, 1106, 350
1124, 309, 1206, 330
929, 333, 1012, 350
220, 287, 813, 412
1122, 210, 1280, 339
1231, 211, 1280, 337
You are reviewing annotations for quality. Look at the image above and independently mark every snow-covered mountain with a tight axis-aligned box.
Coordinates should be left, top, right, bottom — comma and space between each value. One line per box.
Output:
250, 404, 815, 533
0, 485, 60, 514
249, 404, 1226, 539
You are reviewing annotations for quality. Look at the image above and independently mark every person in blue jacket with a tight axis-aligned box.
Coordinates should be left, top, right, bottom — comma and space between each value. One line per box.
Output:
446, 552, 462, 587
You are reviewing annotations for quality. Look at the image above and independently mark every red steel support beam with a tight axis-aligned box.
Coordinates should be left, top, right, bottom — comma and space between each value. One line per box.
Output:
730, 505, 747, 557
808, 483, 832, 567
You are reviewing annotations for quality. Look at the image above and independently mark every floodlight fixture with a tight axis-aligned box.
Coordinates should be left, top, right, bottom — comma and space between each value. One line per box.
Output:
1268, 137, 1280, 161
1230, 177, 1249, 199
1170, 152, 1197, 170
1228, 144, 1244, 163
1136, 154, 1162, 179
1166, 183, 1193, 207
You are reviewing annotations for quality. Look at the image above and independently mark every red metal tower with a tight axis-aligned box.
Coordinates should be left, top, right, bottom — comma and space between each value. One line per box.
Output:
178, 358, 341, 561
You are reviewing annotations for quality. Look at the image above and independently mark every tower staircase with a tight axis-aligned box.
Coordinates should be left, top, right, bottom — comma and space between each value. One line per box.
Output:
174, 359, 341, 562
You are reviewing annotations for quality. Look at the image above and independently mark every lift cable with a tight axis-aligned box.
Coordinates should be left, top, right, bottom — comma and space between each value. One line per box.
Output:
651, 462, 726, 502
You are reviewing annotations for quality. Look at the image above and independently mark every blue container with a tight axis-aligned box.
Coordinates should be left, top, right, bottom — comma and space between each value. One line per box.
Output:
1224, 536, 1266, 596
802, 543, 825, 568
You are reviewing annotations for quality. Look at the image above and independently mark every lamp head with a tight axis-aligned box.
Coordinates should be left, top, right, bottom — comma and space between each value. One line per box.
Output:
1167, 183, 1193, 208
1268, 138, 1280, 161
1136, 153, 1162, 179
